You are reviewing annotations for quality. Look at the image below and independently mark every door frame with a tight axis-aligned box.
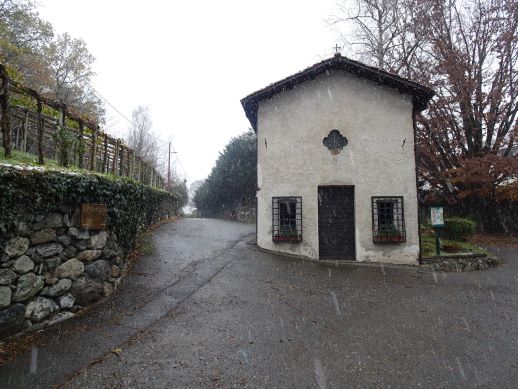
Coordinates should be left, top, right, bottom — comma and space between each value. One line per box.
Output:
317, 185, 356, 260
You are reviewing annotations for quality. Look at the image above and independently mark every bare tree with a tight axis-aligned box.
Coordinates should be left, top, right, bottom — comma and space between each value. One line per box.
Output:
330, 0, 518, 231
329, 0, 427, 76
126, 106, 161, 169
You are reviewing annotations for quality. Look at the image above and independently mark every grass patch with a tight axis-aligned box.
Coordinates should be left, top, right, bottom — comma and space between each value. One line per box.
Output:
0, 146, 60, 167
421, 231, 489, 257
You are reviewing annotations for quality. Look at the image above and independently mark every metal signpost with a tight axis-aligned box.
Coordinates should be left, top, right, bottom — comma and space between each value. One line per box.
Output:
430, 207, 444, 255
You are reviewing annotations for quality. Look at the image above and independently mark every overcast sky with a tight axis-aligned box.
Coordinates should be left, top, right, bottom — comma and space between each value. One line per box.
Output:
38, 0, 345, 183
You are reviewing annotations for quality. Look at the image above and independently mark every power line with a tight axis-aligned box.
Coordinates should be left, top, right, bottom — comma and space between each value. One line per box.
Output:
83, 79, 189, 180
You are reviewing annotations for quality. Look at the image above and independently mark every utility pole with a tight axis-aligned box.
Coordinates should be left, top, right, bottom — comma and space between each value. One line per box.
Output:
168, 141, 178, 190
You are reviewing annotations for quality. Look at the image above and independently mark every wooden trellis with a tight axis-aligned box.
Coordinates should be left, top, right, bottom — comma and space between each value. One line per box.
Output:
0, 64, 164, 189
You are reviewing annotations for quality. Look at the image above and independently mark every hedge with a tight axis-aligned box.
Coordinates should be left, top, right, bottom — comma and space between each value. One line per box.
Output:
442, 217, 477, 242
0, 166, 185, 250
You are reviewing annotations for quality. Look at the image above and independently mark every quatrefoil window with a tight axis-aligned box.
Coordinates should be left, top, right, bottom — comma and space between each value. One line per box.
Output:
323, 129, 348, 152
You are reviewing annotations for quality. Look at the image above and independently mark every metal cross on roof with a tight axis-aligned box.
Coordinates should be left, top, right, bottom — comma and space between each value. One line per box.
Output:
333, 44, 342, 54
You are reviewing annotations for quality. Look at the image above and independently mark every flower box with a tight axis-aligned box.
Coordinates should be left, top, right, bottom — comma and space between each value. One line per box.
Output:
373, 235, 406, 243
273, 235, 302, 243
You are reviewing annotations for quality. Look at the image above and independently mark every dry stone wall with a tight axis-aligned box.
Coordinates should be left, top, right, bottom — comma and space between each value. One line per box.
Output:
0, 166, 184, 340
0, 207, 126, 338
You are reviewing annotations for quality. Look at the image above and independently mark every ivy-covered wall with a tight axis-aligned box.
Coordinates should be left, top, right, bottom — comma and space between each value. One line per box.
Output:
0, 166, 181, 249
0, 166, 183, 339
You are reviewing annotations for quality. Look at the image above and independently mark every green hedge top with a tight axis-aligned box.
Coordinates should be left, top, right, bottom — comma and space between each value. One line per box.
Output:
0, 165, 182, 249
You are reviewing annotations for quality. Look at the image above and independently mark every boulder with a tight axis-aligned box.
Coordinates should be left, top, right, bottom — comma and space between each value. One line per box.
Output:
4, 237, 29, 258
12, 273, 44, 302
46, 278, 72, 297
58, 293, 75, 309
68, 227, 89, 240
35, 243, 64, 258
0, 269, 17, 285
85, 260, 111, 280
44, 256, 61, 270
70, 278, 103, 306
0, 286, 12, 307
46, 213, 63, 228
31, 228, 56, 245
55, 259, 84, 279
31, 297, 59, 322
76, 250, 102, 262
0, 303, 25, 338
13, 255, 35, 274
88, 231, 108, 250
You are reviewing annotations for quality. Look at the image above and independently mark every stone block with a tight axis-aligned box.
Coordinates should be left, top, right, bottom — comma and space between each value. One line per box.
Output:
0, 286, 12, 307
88, 231, 108, 250
68, 227, 89, 240
0, 269, 17, 285
4, 237, 30, 258
46, 213, 63, 228
0, 304, 25, 338
35, 243, 64, 258
70, 278, 103, 306
85, 260, 111, 280
31, 297, 59, 322
13, 255, 35, 274
31, 228, 56, 245
77, 250, 102, 262
12, 273, 44, 302
55, 259, 84, 280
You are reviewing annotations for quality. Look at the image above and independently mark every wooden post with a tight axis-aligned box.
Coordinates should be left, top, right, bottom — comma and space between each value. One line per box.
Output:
14, 112, 20, 150
129, 149, 134, 179
77, 120, 84, 168
22, 109, 29, 152
59, 105, 68, 167
0, 64, 12, 158
89, 125, 97, 171
102, 135, 108, 173
112, 138, 119, 175
119, 145, 124, 176
37, 97, 44, 165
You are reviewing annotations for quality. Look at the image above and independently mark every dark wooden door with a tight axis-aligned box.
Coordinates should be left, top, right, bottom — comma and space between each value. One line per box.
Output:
318, 186, 355, 260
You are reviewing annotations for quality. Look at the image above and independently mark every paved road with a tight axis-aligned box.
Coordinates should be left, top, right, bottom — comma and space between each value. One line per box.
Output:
1, 218, 517, 388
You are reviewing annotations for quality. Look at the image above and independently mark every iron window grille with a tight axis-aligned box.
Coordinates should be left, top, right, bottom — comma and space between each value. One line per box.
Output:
372, 196, 406, 243
272, 197, 302, 242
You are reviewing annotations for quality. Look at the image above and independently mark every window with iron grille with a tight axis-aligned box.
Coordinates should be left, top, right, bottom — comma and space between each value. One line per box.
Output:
372, 196, 406, 243
272, 197, 302, 242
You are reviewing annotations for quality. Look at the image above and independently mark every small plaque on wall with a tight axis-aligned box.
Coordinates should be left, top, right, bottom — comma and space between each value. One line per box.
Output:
80, 203, 107, 230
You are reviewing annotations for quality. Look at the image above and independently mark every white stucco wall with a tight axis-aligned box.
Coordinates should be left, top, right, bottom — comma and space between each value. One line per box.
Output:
256, 70, 420, 264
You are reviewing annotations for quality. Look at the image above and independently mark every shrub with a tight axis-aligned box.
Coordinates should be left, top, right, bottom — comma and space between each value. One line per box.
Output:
442, 217, 476, 241
0, 166, 186, 250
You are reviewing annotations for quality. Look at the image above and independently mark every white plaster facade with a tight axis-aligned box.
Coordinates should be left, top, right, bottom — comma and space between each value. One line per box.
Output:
243, 57, 433, 265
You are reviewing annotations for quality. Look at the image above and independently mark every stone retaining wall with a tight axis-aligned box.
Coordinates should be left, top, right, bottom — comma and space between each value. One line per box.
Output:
1, 206, 152, 339
421, 253, 501, 272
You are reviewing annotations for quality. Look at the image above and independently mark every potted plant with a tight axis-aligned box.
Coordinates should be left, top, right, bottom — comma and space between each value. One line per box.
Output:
373, 224, 405, 243
273, 225, 302, 242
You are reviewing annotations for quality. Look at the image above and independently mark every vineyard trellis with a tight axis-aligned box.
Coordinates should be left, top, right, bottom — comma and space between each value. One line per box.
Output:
0, 64, 165, 189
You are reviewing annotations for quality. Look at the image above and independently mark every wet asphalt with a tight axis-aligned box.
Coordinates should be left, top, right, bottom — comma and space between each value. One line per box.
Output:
1, 218, 517, 388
